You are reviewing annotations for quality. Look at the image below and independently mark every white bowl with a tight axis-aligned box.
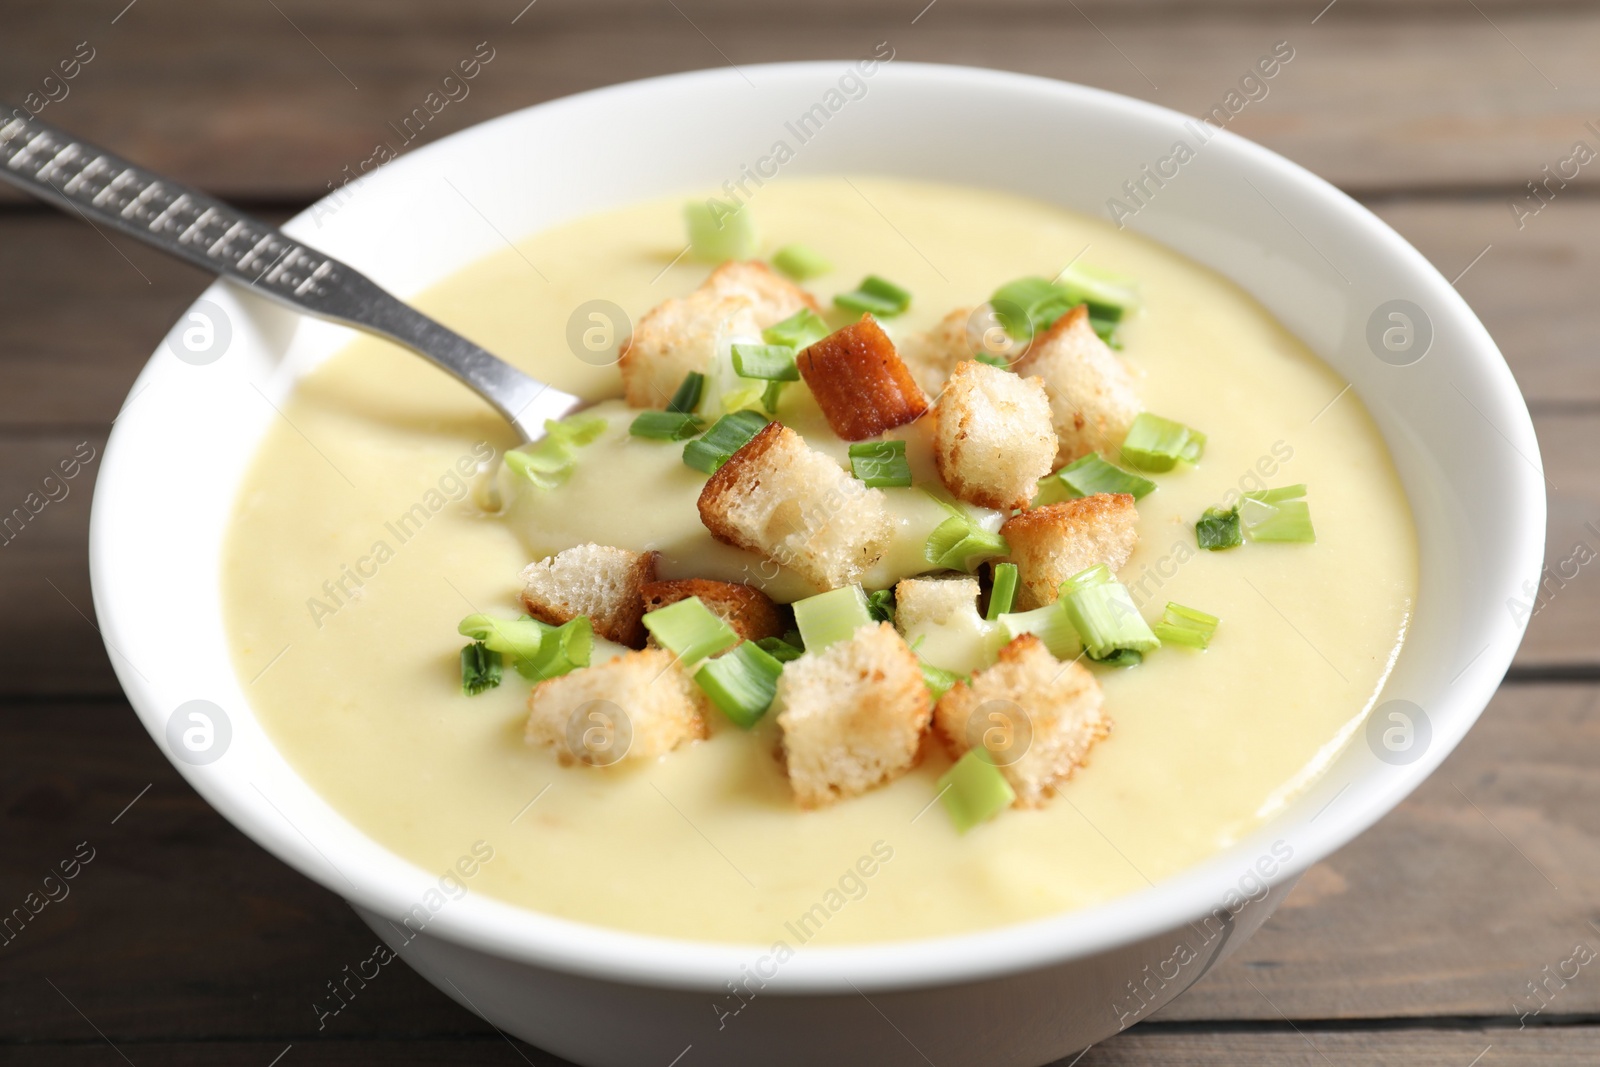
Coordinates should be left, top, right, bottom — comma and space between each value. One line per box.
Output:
91, 63, 1544, 1066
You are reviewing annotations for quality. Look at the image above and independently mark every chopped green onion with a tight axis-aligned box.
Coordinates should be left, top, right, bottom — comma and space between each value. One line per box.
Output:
834, 275, 912, 317
685, 199, 756, 262
504, 415, 608, 490
1120, 413, 1206, 472
667, 371, 706, 414
460, 642, 502, 696
719, 383, 766, 415
760, 379, 786, 414
1054, 453, 1157, 500
1058, 564, 1160, 660
629, 410, 704, 441
1153, 602, 1220, 649
641, 596, 739, 666
772, 244, 831, 281
792, 585, 874, 651
682, 409, 769, 474
866, 587, 897, 625
926, 516, 1008, 573
1241, 486, 1315, 543
1055, 262, 1140, 319
985, 563, 1019, 620
990, 276, 1078, 341
458, 614, 549, 662
695, 641, 784, 727
848, 439, 912, 488
937, 749, 1016, 833
731, 342, 800, 381
997, 604, 1080, 660
1086, 648, 1143, 668
762, 308, 831, 350
756, 635, 805, 662
1196, 505, 1243, 550
920, 660, 964, 702
516, 616, 592, 681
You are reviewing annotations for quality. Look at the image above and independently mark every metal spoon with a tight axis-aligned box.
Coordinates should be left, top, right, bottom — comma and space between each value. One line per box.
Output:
0, 111, 582, 443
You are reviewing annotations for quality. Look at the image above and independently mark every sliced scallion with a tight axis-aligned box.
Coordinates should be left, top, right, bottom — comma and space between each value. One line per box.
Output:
460, 642, 503, 696
990, 276, 1077, 341
682, 409, 769, 474
1086, 648, 1143, 668
731, 342, 800, 381
1120, 413, 1206, 472
1241, 486, 1315, 543
685, 199, 756, 262
771, 244, 831, 281
792, 585, 873, 651
1153, 602, 1220, 650
985, 562, 1019, 620
458, 614, 549, 662
938, 749, 1016, 833
997, 604, 1080, 660
641, 596, 739, 666
667, 371, 706, 414
504, 414, 608, 490
1196, 505, 1243, 550
1054, 453, 1157, 500
629, 410, 704, 441
1058, 564, 1160, 660
516, 616, 592, 681
834, 274, 912, 317
848, 439, 912, 488
925, 516, 1008, 573
866, 587, 897, 625
762, 308, 831, 350
695, 641, 784, 727
755, 635, 805, 662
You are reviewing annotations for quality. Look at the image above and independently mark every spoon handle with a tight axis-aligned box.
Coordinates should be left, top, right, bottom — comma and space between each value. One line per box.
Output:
0, 111, 578, 441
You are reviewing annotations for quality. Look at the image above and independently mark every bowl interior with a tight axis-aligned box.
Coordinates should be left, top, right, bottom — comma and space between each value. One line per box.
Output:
90, 62, 1544, 991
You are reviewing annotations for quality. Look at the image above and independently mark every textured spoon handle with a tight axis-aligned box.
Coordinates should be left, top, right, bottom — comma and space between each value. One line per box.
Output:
0, 111, 574, 440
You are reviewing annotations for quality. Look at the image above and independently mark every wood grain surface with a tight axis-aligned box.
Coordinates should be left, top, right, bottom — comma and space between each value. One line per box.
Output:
1, 0, 1596, 1063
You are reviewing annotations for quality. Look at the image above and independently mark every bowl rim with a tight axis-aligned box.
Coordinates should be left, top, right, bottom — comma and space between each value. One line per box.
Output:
90, 60, 1545, 993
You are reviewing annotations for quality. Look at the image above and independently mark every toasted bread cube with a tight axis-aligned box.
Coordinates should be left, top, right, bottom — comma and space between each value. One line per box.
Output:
1001, 493, 1140, 609
641, 578, 787, 643
620, 261, 819, 409
897, 307, 975, 396
934, 634, 1109, 808
698, 421, 892, 591
893, 576, 981, 634
933, 361, 1058, 511
776, 622, 932, 807
521, 543, 658, 648
1014, 305, 1142, 466
796, 315, 929, 441
526, 649, 707, 766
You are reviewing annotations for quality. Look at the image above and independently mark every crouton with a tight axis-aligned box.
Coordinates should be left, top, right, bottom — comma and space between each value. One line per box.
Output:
619, 261, 820, 409
1001, 494, 1140, 610
776, 622, 932, 807
526, 648, 707, 766
521, 544, 658, 648
933, 361, 1058, 511
641, 578, 787, 643
894, 576, 993, 675
698, 421, 893, 592
934, 634, 1109, 808
897, 307, 976, 396
1013, 305, 1142, 466
796, 315, 929, 441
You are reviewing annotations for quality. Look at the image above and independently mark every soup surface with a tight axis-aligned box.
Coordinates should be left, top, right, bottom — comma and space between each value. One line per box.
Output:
223, 177, 1416, 945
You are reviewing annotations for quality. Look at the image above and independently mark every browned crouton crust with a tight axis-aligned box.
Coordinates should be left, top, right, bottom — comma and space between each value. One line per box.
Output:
934, 634, 1110, 807
796, 315, 929, 441
698, 421, 892, 591
1000, 493, 1140, 609
640, 578, 788, 643
776, 623, 931, 808
1013, 305, 1142, 467
933, 360, 1058, 511
521, 544, 658, 648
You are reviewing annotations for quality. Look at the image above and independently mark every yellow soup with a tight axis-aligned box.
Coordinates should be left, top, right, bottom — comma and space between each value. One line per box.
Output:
223, 177, 1415, 945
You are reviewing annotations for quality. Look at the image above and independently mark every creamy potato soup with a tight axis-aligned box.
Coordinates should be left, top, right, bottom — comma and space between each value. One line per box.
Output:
223, 177, 1415, 944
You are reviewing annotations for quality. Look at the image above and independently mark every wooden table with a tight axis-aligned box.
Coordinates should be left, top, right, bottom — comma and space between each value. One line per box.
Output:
3, 2, 1598, 1063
